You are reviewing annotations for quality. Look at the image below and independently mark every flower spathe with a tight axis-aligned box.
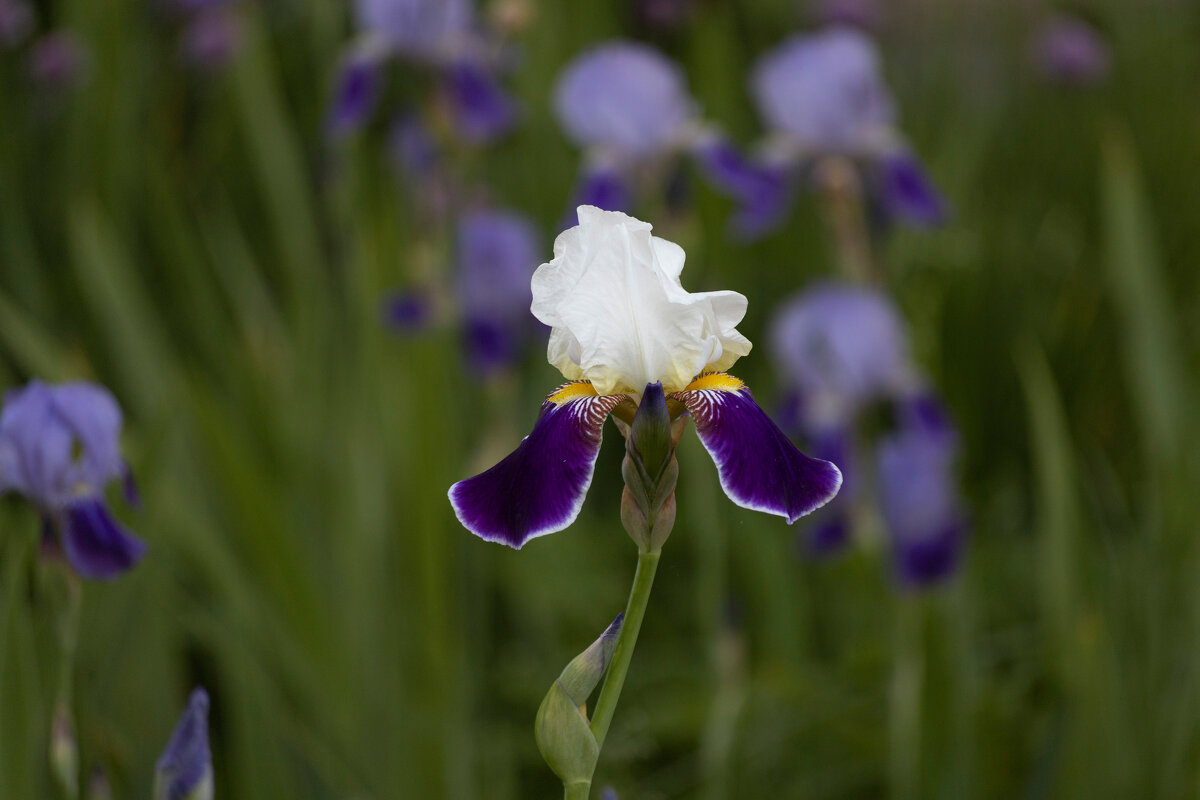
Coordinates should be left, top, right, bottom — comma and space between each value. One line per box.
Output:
450, 207, 841, 549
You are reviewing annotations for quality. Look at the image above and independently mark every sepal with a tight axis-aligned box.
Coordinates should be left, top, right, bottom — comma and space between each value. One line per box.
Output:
535, 615, 623, 784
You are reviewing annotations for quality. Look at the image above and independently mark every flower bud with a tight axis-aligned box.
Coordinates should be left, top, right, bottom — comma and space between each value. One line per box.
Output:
50, 704, 78, 800
154, 688, 213, 800
535, 615, 623, 784
629, 382, 672, 481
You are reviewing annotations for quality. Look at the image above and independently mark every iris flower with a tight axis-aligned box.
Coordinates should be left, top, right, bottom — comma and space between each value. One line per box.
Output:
732, 27, 946, 237
449, 207, 841, 549
0, 380, 145, 579
154, 688, 213, 800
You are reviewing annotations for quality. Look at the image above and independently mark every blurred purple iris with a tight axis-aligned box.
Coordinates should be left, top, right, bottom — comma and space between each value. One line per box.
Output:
154, 688, 213, 800
876, 394, 964, 588
553, 40, 754, 223
179, 6, 243, 70
0, 0, 34, 49
0, 380, 145, 580
736, 27, 945, 236
329, 0, 516, 142
455, 209, 541, 374
27, 31, 89, 89
1034, 15, 1111, 86
770, 285, 966, 584
770, 282, 912, 429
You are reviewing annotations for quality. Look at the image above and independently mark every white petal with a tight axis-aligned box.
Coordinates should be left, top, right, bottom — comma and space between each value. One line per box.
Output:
531, 206, 751, 395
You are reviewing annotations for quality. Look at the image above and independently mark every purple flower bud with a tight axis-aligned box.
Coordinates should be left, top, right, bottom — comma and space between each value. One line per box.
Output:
179, 8, 243, 70
769, 284, 912, 427
155, 688, 213, 800
876, 421, 964, 588
1034, 15, 1111, 86
751, 28, 894, 153
455, 209, 540, 373
554, 41, 695, 158
356, 0, 473, 61
28, 31, 89, 89
327, 51, 384, 137
814, 0, 881, 31
442, 59, 518, 143
0, 0, 34, 49
569, 165, 632, 220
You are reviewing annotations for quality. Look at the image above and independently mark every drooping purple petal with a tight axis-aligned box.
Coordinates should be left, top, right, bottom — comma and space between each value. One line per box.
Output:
327, 51, 383, 137
570, 166, 632, 220
443, 60, 517, 143
879, 151, 947, 226
463, 318, 519, 373
155, 687, 213, 800
801, 424, 854, 555
1034, 15, 1111, 86
61, 497, 147, 580
876, 425, 964, 588
751, 29, 894, 152
553, 41, 695, 157
691, 139, 796, 238
449, 384, 625, 548
673, 374, 841, 524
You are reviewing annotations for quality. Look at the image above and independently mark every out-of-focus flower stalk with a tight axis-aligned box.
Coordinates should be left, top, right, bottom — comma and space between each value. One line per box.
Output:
814, 155, 876, 284
889, 598, 925, 800
44, 558, 82, 800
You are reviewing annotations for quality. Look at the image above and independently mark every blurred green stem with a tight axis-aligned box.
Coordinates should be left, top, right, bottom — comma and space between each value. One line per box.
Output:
590, 549, 662, 750
564, 781, 592, 800
815, 156, 877, 284
889, 597, 924, 800
46, 560, 82, 800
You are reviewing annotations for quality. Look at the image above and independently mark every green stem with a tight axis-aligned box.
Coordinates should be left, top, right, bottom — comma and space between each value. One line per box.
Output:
888, 597, 924, 800
564, 780, 592, 800
589, 549, 662, 750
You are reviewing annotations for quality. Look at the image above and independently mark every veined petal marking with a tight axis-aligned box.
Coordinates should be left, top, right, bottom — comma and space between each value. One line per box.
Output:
449, 383, 625, 549
672, 372, 841, 524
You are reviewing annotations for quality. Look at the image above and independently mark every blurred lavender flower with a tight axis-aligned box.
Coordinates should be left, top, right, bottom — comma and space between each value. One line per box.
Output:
380, 287, 434, 333
553, 41, 751, 222
1034, 15, 1111, 86
876, 397, 964, 587
179, 7, 243, 70
27, 31, 89, 89
0, 0, 34, 49
802, 424, 854, 554
740, 28, 945, 235
455, 209, 540, 373
330, 0, 517, 142
769, 282, 912, 429
0, 380, 146, 580
154, 688, 213, 800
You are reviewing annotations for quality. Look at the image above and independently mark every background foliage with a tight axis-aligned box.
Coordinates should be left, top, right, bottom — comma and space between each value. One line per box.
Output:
1, 0, 1199, 798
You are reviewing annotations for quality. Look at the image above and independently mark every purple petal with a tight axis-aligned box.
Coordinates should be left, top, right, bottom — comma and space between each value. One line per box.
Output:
27, 31, 89, 89
0, 0, 34, 49
62, 497, 146, 580
449, 384, 624, 548
691, 139, 795, 238
387, 114, 440, 176
876, 427, 964, 588
443, 61, 517, 143
380, 288, 434, 333
800, 424, 854, 555
1034, 15, 1111, 86
122, 464, 142, 510
456, 209, 539, 321
569, 167, 631, 223
327, 52, 383, 137
179, 8, 243, 70
673, 374, 841, 524
155, 687, 212, 800
879, 151, 947, 226
463, 316, 520, 374
805, 514, 850, 555
553, 41, 694, 157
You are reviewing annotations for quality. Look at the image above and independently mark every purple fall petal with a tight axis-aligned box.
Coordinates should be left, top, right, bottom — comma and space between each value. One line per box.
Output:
879, 151, 947, 226
62, 497, 147, 580
155, 688, 213, 800
691, 139, 795, 237
449, 386, 624, 548
673, 376, 841, 524
327, 52, 383, 137
801, 424, 854, 555
567, 167, 632, 225
380, 288, 434, 333
443, 61, 517, 143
